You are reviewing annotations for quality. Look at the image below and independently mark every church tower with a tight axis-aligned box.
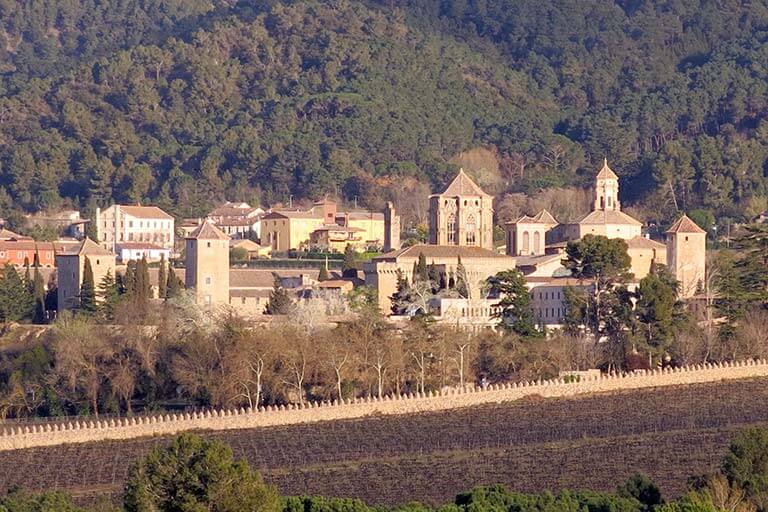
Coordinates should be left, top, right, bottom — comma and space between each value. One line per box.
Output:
666, 214, 706, 298
185, 221, 230, 307
594, 158, 621, 211
428, 169, 494, 250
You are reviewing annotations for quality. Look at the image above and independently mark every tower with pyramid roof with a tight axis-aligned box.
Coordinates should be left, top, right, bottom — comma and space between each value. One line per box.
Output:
56, 237, 116, 311
185, 221, 230, 307
428, 168, 494, 250
666, 214, 706, 298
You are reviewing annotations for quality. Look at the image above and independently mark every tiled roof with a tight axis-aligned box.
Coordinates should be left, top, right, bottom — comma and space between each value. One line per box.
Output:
118, 205, 174, 220
0, 228, 27, 240
186, 221, 230, 240
345, 211, 385, 221
262, 210, 323, 220
578, 209, 642, 226
439, 169, 490, 197
60, 238, 113, 257
595, 158, 619, 180
666, 214, 706, 234
374, 244, 510, 261
626, 236, 666, 250
534, 209, 558, 225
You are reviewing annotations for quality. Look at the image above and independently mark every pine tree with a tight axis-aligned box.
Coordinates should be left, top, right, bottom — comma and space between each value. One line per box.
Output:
318, 265, 330, 282
487, 269, 540, 337
79, 257, 97, 313
158, 254, 167, 299
265, 274, 293, 314
98, 270, 120, 321
32, 264, 46, 324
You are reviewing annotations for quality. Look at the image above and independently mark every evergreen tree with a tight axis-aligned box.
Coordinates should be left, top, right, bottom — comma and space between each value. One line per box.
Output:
390, 269, 410, 315
33, 250, 40, 268
136, 256, 152, 303
157, 254, 167, 300
23, 257, 32, 295
416, 252, 428, 282
165, 267, 184, 299
342, 244, 357, 278
98, 270, 120, 321
122, 260, 137, 296
79, 257, 97, 313
318, 265, 330, 282
44, 274, 58, 315
32, 264, 46, 324
0, 264, 35, 322
635, 265, 683, 362
487, 269, 540, 337
264, 275, 293, 314
455, 255, 469, 298
427, 261, 440, 292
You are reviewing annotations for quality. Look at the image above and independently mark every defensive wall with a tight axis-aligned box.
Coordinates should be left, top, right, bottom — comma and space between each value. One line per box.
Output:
2, 359, 768, 452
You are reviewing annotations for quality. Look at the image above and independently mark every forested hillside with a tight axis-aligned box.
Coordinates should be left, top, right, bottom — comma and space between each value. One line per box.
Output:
1, 0, 768, 227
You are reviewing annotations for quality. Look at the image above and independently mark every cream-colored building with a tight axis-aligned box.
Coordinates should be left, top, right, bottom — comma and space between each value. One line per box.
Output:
506, 210, 557, 256
56, 238, 116, 311
627, 236, 667, 281
260, 200, 391, 253
364, 245, 516, 313
96, 205, 175, 252
185, 221, 230, 308
206, 202, 264, 240
429, 169, 494, 250
666, 214, 707, 298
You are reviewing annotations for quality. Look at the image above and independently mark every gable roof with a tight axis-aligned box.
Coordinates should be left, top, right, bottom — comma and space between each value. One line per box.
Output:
666, 214, 706, 234
118, 205, 174, 220
439, 168, 490, 197
578, 209, 642, 226
186, 221, 230, 240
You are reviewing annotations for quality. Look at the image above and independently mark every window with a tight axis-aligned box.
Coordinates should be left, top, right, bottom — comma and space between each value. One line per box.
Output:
207, 242, 211, 248
129, 221, 134, 228
522, 231, 530, 253
204, 295, 212, 305
533, 231, 540, 254
205, 277, 212, 285
465, 214, 477, 245
607, 196, 612, 208
447, 214, 457, 244
96, 259, 100, 265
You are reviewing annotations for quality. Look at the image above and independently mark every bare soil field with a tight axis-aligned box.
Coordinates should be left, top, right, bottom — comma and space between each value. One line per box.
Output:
1, 378, 766, 506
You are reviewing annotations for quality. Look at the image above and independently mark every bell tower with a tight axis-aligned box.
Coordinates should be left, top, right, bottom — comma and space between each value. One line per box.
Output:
594, 158, 620, 211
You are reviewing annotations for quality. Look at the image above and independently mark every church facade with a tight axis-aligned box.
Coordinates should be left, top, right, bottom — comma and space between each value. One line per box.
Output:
428, 169, 495, 250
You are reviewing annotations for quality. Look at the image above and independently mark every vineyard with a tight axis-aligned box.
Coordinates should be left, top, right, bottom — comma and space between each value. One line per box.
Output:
2, 378, 768, 506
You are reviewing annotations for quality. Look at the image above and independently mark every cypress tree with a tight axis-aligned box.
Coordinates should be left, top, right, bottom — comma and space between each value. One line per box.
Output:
32, 264, 46, 324
265, 274, 293, 314
123, 260, 137, 296
158, 254, 167, 299
165, 267, 183, 299
98, 270, 120, 321
342, 244, 357, 278
416, 252, 428, 282
79, 257, 97, 313
455, 255, 469, 298
23, 257, 32, 295
33, 250, 40, 268
318, 265, 330, 282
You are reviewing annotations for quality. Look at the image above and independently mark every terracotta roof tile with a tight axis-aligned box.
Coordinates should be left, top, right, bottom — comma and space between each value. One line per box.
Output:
186, 221, 230, 240
666, 214, 706, 234
118, 205, 174, 220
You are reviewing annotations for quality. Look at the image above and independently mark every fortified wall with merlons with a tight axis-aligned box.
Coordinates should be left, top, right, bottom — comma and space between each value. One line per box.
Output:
2, 360, 768, 452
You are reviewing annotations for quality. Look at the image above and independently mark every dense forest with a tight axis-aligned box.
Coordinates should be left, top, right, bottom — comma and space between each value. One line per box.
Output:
2, 0, 768, 228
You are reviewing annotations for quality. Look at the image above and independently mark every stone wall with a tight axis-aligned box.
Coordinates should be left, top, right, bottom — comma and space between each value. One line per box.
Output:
2, 359, 768, 452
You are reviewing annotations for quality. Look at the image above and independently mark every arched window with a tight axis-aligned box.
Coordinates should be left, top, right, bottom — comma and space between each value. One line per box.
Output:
533, 231, 541, 255
447, 213, 457, 244
465, 214, 477, 245
522, 231, 530, 253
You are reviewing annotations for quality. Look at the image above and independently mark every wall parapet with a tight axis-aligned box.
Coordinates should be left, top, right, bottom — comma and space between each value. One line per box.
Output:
2, 359, 767, 451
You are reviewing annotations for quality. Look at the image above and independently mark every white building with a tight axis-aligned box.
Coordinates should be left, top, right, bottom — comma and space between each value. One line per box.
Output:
206, 202, 264, 240
114, 242, 172, 263
96, 205, 175, 252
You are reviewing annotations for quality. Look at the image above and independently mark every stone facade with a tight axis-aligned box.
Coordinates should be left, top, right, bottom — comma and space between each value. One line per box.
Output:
56, 238, 116, 311
666, 214, 707, 298
2, 359, 766, 452
429, 169, 494, 250
506, 210, 557, 256
185, 222, 231, 308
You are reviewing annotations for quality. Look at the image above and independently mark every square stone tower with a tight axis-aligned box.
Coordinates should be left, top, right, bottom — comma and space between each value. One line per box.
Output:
56, 238, 116, 310
185, 221, 230, 307
428, 169, 494, 250
666, 214, 706, 298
